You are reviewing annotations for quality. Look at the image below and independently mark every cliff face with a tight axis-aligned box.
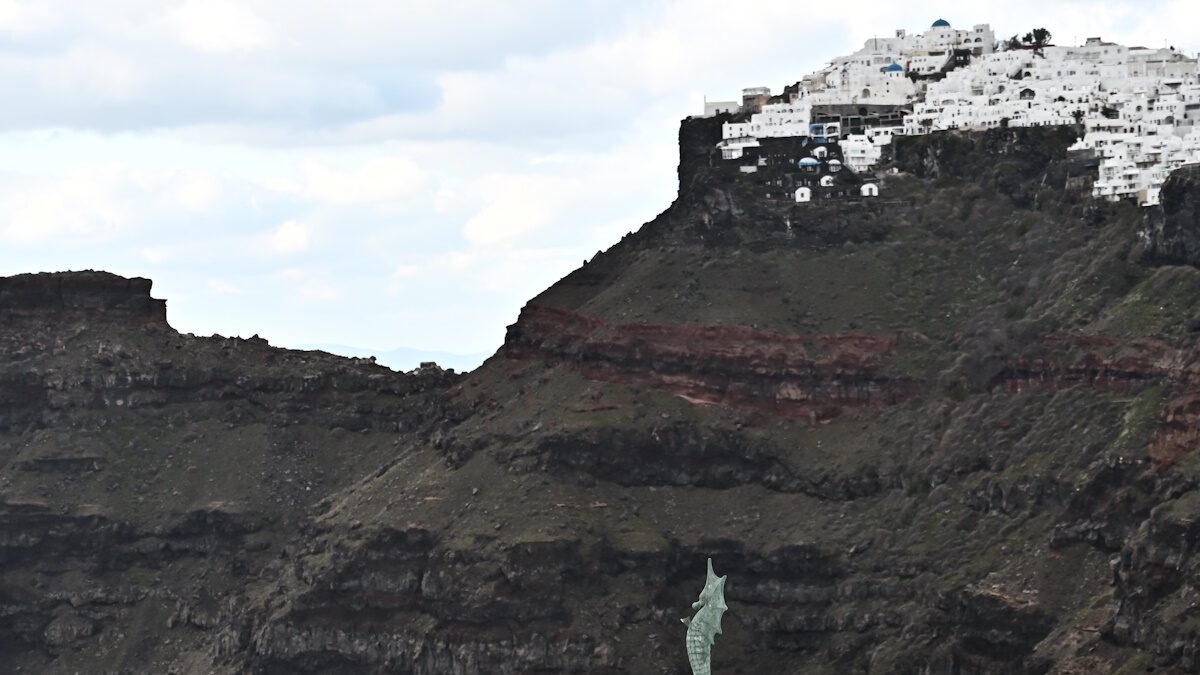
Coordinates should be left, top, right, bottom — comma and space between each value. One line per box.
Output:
7, 120, 1200, 674
0, 271, 167, 324
1141, 164, 1200, 268
502, 304, 914, 421
0, 273, 462, 673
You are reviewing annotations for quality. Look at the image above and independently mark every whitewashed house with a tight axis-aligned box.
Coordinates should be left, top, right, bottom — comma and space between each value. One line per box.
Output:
710, 20, 1200, 206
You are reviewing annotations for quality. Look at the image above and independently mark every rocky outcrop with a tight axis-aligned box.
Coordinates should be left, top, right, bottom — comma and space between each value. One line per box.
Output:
491, 421, 905, 498
1141, 165, 1200, 267
992, 334, 1181, 394
0, 270, 167, 324
0, 271, 468, 673
234, 528, 621, 674
892, 126, 1079, 181
1106, 481, 1200, 669
0, 276, 462, 432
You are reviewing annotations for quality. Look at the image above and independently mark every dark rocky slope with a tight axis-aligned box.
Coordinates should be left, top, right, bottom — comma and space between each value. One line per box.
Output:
0, 271, 462, 673
7, 120, 1200, 673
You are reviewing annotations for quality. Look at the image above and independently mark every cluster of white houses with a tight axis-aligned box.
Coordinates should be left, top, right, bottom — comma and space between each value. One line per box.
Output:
705, 20, 1200, 206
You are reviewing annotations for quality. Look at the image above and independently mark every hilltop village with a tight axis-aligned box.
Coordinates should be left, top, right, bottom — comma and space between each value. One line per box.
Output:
705, 19, 1200, 206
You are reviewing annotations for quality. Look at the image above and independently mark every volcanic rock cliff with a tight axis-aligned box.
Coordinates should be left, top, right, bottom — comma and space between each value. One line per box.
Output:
7, 119, 1200, 674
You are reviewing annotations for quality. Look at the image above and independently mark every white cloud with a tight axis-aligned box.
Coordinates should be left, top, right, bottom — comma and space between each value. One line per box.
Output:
37, 44, 144, 104
0, 161, 244, 251
463, 173, 577, 246
206, 278, 240, 294
2, 165, 128, 245
173, 170, 220, 211
257, 176, 301, 194
173, 0, 276, 54
389, 246, 578, 298
433, 186, 458, 213
141, 247, 170, 263
271, 219, 309, 254
391, 264, 422, 281
297, 157, 429, 206
126, 167, 222, 212
301, 280, 336, 301
0, 0, 53, 33
270, 267, 335, 301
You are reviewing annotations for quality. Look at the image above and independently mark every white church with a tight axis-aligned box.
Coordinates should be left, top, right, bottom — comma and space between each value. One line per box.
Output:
705, 19, 1200, 206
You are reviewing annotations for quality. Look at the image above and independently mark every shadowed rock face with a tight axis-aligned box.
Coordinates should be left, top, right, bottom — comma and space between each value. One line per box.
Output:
8, 122, 1200, 674
1142, 164, 1200, 268
0, 271, 167, 324
0, 271, 465, 673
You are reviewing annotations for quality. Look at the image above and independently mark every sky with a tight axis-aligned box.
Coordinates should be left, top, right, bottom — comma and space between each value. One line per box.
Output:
1, 0, 1195, 370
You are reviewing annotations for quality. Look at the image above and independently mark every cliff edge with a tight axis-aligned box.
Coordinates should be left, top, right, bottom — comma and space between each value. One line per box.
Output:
0, 270, 167, 324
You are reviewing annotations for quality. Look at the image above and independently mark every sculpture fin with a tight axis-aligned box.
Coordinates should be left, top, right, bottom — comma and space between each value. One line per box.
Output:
684, 560, 729, 675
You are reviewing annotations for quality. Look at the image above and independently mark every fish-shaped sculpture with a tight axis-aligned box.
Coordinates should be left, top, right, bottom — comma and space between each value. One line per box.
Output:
681, 558, 728, 675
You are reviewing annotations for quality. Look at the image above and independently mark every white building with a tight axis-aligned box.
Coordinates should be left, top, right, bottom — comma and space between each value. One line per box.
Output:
723, 99, 814, 141
840, 126, 905, 172
903, 35, 1200, 204
713, 19, 996, 142
811, 57, 916, 106
717, 136, 761, 160
712, 21, 1200, 206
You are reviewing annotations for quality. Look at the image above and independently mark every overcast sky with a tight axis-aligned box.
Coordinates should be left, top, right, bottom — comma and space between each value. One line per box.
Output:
1, 1, 1194, 368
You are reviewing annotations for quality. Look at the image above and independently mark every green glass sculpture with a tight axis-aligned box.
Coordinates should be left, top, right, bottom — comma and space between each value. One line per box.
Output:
681, 558, 728, 675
